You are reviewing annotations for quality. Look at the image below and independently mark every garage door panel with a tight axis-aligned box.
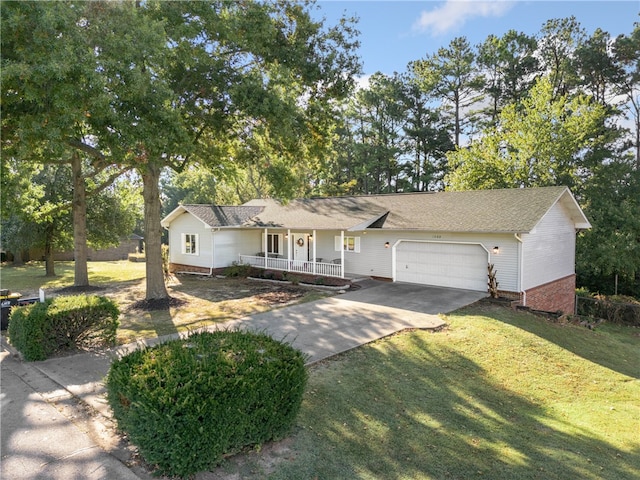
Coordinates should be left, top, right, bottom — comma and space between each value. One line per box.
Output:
396, 242, 487, 291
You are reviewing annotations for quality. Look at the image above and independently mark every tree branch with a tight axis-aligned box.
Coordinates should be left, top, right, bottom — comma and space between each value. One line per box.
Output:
66, 138, 106, 163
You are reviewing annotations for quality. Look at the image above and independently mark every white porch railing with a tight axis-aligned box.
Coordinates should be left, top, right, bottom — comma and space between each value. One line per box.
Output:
239, 255, 343, 278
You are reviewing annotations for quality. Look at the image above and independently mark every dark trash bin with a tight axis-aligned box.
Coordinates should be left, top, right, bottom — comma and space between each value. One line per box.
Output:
0, 291, 22, 330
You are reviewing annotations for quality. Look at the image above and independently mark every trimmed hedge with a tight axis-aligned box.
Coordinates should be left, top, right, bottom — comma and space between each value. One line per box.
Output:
106, 330, 308, 478
8, 295, 119, 361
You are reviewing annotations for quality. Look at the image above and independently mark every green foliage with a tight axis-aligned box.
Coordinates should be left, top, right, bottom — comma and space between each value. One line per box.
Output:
577, 162, 640, 297
446, 77, 609, 191
106, 330, 308, 478
412, 36, 483, 147
476, 30, 539, 126
161, 244, 169, 277
576, 292, 640, 326
223, 262, 253, 278
7, 302, 50, 361
8, 295, 119, 361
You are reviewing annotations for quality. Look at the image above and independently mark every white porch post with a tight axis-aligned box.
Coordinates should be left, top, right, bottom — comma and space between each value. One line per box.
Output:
287, 229, 291, 269
340, 230, 345, 278
312, 229, 317, 274
263, 228, 268, 268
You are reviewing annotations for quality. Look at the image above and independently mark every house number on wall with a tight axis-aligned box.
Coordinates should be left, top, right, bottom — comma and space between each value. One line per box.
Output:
432, 235, 442, 239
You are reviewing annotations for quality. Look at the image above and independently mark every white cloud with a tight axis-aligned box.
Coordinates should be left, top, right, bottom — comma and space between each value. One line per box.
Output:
412, 1, 515, 36
354, 74, 372, 91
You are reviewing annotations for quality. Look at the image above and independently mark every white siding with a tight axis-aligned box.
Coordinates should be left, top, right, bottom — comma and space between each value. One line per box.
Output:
212, 230, 254, 267
168, 217, 524, 292
336, 230, 520, 292
167, 213, 213, 269
521, 201, 577, 290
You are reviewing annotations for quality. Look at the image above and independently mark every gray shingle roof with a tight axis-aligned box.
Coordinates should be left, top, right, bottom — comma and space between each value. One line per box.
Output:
162, 187, 590, 233
244, 186, 589, 233
180, 205, 264, 227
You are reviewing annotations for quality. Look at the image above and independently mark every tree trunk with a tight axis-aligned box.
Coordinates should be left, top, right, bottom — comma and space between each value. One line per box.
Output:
12, 249, 24, 266
44, 223, 56, 277
141, 162, 168, 300
72, 154, 89, 287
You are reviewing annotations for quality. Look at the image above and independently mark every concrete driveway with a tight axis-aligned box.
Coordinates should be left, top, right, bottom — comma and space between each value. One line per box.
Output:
1, 279, 486, 480
26, 279, 487, 418
224, 279, 488, 364
339, 279, 489, 314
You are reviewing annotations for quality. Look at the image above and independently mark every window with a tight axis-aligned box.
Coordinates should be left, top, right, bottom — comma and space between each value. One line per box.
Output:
335, 235, 360, 253
182, 233, 198, 255
267, 234, 281, 255
262, 233, 283, 255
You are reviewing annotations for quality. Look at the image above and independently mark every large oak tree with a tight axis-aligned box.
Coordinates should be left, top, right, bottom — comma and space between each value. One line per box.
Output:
2, 1, 360, 300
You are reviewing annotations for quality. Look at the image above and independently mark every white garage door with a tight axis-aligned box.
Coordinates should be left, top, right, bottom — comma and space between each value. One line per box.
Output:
395, 242, 487, 291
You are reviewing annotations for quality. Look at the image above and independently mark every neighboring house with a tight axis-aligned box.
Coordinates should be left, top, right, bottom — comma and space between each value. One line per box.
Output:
52, 234, 144, 262
161, 186, 591, 313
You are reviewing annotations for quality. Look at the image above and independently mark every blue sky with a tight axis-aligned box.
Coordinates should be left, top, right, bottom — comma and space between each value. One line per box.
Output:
314, 1, 639, 77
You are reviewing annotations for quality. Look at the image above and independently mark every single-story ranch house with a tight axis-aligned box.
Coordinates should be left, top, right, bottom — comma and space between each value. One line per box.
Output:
161, 186, 591, 314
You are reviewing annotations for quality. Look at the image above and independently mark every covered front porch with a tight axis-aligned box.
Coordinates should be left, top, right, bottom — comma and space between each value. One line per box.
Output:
239, 228, 346, 278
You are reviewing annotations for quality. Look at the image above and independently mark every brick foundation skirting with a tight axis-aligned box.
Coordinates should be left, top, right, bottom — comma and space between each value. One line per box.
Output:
524, 275, 576, 314
169, 263, 212, 275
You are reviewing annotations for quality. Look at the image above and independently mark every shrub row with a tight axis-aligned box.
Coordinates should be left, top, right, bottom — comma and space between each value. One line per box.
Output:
223, 262, 350, 287
8, 295, 119, 361
576, 291, 640, 326
106, 330, 308, 478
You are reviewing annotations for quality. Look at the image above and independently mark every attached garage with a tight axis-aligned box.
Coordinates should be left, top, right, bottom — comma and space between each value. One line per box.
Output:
394, 241, 488, 291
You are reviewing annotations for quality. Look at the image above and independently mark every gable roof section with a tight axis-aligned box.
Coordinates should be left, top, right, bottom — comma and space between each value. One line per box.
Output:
161, 205, 264, 229
162, 187, 590, 233
373, 186, 591, 232
244, 186, 589, 233
243, 196, 390, 230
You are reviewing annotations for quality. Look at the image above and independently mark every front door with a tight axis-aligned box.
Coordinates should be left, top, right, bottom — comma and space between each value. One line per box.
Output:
292, 233, 309, 262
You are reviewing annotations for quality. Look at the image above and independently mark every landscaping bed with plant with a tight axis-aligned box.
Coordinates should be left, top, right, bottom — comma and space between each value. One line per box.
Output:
223, 262, 352, 288
8, 294, 119, 360
106, 330, 308, 478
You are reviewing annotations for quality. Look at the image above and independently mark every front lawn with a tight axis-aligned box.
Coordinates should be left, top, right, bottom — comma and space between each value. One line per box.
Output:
0, 261, 329, 344
0, 260, 146, 295
219, 303, 640, 480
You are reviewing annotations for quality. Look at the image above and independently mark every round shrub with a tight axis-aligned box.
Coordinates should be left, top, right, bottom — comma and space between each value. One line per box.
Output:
106, 330, 308, 478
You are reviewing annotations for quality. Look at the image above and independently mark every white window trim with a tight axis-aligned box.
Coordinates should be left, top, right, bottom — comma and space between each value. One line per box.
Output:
335, 235, 360, 253
262, 233, 284, 255
182, 233, 199, 256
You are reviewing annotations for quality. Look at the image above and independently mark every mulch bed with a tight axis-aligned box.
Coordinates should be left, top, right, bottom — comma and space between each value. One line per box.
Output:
127, 296, 187, 312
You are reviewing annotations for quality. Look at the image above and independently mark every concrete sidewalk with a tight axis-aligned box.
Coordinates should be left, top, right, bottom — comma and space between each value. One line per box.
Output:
1, 351, 141, 480
1, 281, 485, 479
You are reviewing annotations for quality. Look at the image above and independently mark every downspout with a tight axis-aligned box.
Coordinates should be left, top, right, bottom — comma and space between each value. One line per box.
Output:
515, 233, 525, 306
209, 228, 220, 276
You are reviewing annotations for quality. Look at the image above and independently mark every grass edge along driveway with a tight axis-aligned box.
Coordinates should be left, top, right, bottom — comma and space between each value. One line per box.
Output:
219, 303, 639, 480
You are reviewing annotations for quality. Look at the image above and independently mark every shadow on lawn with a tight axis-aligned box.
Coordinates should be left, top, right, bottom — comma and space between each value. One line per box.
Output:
281, 334, 639, 480
460, 303, 640, 379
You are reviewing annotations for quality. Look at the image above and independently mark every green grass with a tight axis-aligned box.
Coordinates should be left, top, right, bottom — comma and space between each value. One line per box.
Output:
0, 261, 329, 344
0, 261, 146, 295
236, 304, 640, 479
